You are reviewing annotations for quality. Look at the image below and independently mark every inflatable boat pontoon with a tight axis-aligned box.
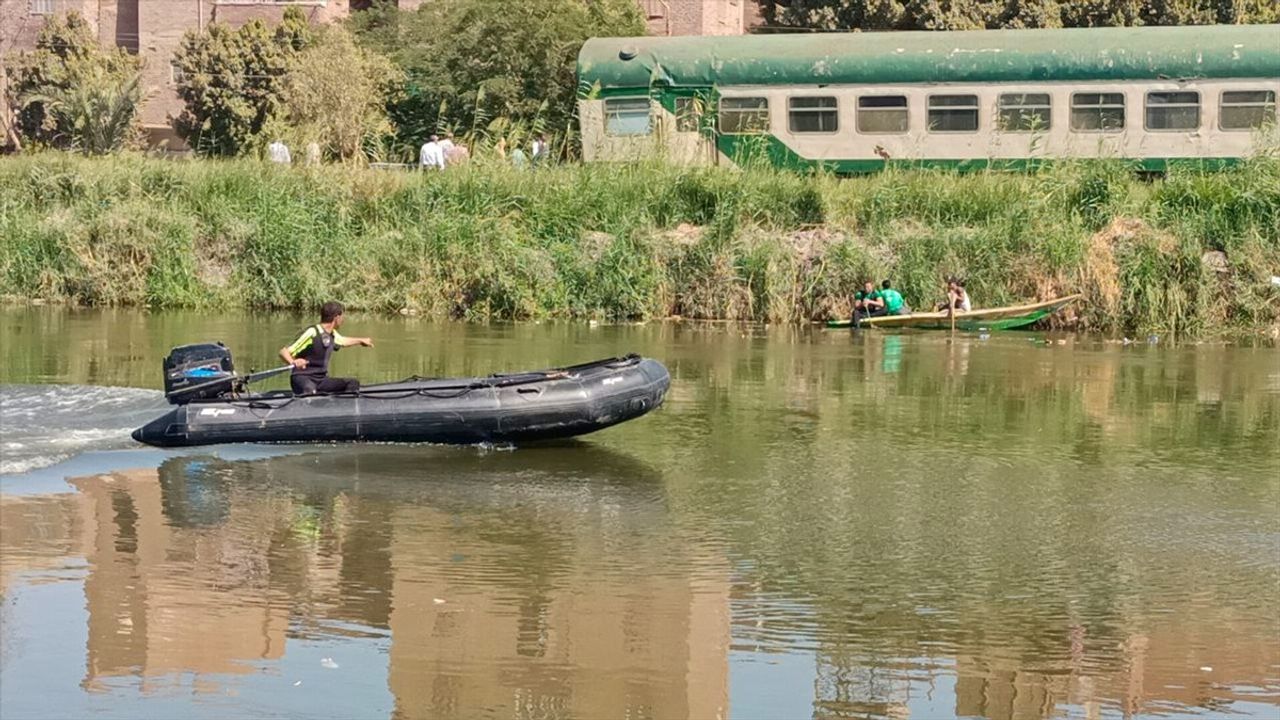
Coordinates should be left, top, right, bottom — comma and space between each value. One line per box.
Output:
132, 343, 670, 448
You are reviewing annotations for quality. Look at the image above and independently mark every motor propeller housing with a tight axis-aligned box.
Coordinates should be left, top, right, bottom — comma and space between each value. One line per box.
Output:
162, 342, 235, 405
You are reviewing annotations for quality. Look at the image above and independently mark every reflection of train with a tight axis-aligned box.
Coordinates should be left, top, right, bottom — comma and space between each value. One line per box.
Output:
577, 24, 1280, 172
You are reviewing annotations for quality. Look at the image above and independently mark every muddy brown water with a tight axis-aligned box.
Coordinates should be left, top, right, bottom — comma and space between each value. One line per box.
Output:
1, 307, 1277, 720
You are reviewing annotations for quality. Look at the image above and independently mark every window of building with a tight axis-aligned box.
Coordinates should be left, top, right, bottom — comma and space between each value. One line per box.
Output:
856, 95, 908, 134
1071, 92, 1126, 132
604, 98, 651, 136
29, 0, 55, 15
718, 97, 770, 134
1220, 90, 1276, 131
170, 62, 186, 85
927, 94, 979, 133
997, 93, 1052, 132
788, 96, 838, 134
675, 97, 703, 133
1146, 91, 1200, 131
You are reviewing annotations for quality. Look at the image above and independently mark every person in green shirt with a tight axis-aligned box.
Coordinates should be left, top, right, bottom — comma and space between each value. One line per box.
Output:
853, 281, 885, 323
880, 279, 910, 316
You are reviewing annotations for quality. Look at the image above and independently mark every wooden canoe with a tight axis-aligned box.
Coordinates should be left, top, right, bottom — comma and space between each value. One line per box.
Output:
826, 294, 1082, 330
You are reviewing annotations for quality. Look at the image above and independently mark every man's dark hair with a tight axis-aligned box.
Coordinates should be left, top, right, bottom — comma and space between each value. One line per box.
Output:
320, 301, 344, 323
882, 280, 892, 290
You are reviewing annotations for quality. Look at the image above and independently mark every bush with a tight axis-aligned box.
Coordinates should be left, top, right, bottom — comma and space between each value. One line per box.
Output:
350, 0, 644, 157
171, 8, 313, 156
275, 26, 402, 162
7, 12, 143, 153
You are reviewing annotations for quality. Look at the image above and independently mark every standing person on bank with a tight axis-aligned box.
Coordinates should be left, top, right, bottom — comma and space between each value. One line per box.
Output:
420, 134, 445, 170
279, 302, 373, 396
531, 133, 550, 164
268, 138, 292, 164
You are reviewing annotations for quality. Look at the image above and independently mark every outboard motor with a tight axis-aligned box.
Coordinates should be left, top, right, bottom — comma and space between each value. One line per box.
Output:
163, 342, 235, 405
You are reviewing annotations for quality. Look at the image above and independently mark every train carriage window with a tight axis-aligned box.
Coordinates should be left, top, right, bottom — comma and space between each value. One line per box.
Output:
788, 96, 838, 134
857, 96, 908, 134
718, 97, 770, 134
604, 98, 652, 136
998, 93, 1052, 132
675, 97, 703, 133
1220, 90, 1276, 130
1071, 93, 1125, 132
928, 95, 979, 133
1146, 91, 1200, 131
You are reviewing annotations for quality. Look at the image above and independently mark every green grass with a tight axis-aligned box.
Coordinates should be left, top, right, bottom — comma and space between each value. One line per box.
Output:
1, 152, 1278, 336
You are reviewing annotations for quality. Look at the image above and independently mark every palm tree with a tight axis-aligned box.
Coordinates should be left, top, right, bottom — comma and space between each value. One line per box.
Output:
23, 67, 143, 155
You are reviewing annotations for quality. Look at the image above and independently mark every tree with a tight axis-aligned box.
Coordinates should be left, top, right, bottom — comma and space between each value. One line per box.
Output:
23, 67, 143, 155
757, 0, 1277, 28
277, 26, 402, 161
171, 7, 312, 156
7, 11, 143, 152
350, 0, 644, 153
1, 64, 21, 152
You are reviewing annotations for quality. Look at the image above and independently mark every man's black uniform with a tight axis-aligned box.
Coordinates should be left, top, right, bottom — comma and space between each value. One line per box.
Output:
285, 324, 360, 396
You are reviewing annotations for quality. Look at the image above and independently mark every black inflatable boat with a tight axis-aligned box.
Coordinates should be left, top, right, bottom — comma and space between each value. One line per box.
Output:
132, 343, 670, 448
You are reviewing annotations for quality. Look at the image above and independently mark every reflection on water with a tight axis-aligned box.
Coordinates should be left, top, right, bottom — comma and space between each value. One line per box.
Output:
2, 447, 730, 720
1, 308, 1278, 719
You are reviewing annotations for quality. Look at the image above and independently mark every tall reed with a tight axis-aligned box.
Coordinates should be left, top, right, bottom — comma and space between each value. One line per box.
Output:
1, 153, 1277, 336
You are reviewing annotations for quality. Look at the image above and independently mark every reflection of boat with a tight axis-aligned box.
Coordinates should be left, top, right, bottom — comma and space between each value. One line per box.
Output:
827, 294, 1081, 331
155, 443, 667, 530
133, 353, 670, 448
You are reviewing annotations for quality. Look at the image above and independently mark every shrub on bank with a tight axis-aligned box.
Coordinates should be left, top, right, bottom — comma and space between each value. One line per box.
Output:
1, 153, 1277, 336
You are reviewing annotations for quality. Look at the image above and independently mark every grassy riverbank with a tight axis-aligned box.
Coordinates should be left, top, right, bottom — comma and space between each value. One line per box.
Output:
2, 153, 1278, 335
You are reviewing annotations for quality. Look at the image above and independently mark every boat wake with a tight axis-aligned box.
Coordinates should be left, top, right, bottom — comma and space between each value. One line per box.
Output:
0, 385, 166, 475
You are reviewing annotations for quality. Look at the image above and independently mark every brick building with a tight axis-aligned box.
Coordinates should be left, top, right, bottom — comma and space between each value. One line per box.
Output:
638, 0, 759, 36
0, 0, 754, 148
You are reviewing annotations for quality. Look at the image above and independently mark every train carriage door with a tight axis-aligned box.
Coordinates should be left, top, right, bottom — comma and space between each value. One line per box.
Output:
662, 89, 715, 166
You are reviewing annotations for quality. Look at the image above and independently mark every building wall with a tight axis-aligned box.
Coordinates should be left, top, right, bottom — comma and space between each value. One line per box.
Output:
141, 1, 353, 132
642, 0, 756, 36
0, 0, 98, 57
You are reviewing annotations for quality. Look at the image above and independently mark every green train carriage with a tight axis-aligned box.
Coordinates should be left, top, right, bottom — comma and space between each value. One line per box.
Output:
576, 24, 1280, 172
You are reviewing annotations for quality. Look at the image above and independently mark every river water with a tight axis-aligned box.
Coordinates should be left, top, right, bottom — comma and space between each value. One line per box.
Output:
1, 307, 1277, 720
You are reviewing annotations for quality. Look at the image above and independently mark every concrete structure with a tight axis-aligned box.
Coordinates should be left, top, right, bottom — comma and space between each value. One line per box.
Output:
0, 0, 749, 149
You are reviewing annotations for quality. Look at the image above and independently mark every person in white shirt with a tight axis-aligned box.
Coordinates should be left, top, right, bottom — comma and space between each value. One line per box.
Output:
419, 134, 445, 170
531, 133, 548, 163
268, 139, 291, 164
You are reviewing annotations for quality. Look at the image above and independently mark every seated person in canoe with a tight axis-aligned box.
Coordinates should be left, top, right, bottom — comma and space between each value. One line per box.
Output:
853, 281, 886, 321
279, 301, 374, 396
879, 280, 909, 316
936, 277, 972, 313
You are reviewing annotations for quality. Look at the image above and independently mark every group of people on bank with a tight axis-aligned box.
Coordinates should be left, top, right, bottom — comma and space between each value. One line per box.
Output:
420, 132, 549, 170
852, 277, 971, 323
